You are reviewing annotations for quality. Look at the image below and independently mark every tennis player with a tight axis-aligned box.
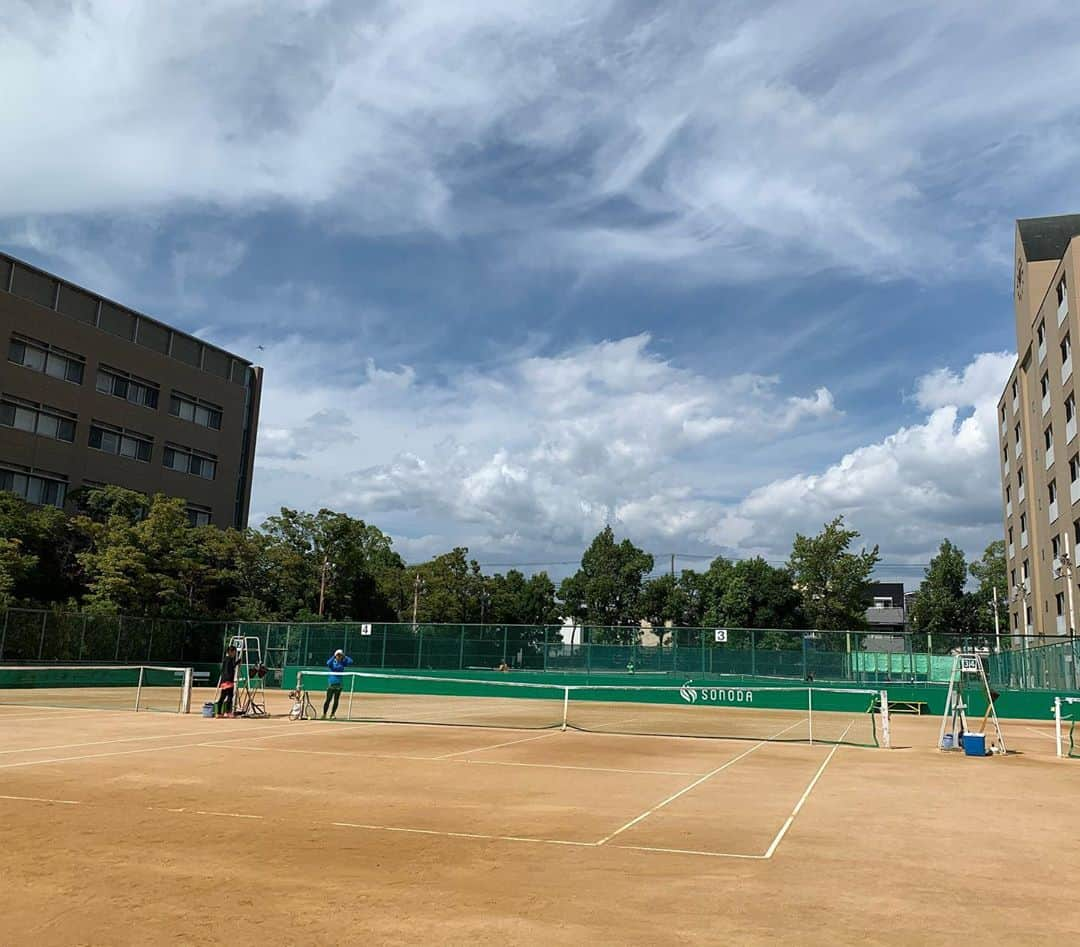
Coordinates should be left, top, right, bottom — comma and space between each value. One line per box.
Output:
216, 645, 239, 718
323, 648, 353, 719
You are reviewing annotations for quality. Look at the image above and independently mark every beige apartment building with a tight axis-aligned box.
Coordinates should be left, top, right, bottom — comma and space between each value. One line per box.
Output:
0, 252, 262, 528
999, 215, 1080, 641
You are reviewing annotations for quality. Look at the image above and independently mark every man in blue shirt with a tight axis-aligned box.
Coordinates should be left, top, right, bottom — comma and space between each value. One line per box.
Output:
323, 649, 353, 719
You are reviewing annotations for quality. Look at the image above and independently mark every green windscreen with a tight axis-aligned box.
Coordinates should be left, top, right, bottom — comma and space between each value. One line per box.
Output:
0, 665, 190, 713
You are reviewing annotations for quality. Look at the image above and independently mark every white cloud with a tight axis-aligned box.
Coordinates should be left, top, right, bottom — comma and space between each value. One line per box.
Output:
5, 2, 1080, 281
247, 331, 1011, 570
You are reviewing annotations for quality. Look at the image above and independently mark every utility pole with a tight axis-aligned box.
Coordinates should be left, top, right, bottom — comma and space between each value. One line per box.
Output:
670, 554, 675, 579
412, 573, 425, 628
1063, 532, 1077, 639
318, 556, 331, 618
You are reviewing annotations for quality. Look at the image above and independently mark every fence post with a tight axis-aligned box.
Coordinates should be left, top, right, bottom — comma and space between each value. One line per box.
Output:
751, 630, 757, 678
38, 610, 48, 660
417, 629, 423, 669
502, 626, 508, 665
380, 624, 388, 669
115, 615, 123, 661
0, 608, 7, 660
459, 626, 465, 671
78, 615, 87, 661
543, 627, 549, 672
700, 632, 705, 675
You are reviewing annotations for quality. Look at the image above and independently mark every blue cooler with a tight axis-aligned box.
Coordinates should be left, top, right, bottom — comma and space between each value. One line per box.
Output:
962, 733, 986, 757
202, 701, 216, 718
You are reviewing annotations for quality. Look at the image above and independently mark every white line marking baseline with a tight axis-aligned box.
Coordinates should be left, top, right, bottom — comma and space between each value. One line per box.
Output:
594, 718, 807, 846
0, 794, 81, 806
432, 731, 557, 759
332, 821, 595, 848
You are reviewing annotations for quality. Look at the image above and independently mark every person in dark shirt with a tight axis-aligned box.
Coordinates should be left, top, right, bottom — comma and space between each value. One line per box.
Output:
216, 646, 239, 718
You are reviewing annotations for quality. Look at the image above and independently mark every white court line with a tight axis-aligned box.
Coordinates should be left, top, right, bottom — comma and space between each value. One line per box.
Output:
332, 821, 596, 849
206, 742, 706, 777
762, 722, 853, 859
1023, 726, 1057, 741
0, 728, 236, 755
614, 844, 764, 860
0, 793, 81, 806
0, 709, 136, 722
594, 718, 807, 846
432, 731, 557, 759
0, 721, 305, 770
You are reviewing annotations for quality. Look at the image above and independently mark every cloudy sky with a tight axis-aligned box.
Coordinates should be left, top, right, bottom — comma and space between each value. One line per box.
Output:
5, 1, 1080, 580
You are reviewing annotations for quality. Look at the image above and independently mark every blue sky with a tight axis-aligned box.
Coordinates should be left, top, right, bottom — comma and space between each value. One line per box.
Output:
5, 1, 1080, 579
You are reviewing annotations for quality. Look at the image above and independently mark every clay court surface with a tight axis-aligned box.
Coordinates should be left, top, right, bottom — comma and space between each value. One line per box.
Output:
1, 688, 1077, 946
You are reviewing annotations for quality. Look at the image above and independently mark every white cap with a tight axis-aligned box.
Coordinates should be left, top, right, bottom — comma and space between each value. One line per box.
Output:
335, 649, 344, 656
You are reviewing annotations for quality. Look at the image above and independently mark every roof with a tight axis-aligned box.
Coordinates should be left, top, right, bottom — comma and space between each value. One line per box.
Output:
865, 606, 906, 627
1017, 215, 1080, 262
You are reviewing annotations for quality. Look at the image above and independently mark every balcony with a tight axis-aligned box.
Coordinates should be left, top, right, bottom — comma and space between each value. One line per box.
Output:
1039, 338, 1048, 363
1069, 416, 1077, 443
1074, 478, 1080, 505
1047, 443, 1055, 468
1063, 356, 1073, 385
1009, 541, 1015, 559
1019, 482, 1026, 502
1001, 418, 1008, 437
1013, 395, 1020, 414
1054, 556, 1062, 577
1059, 293, 1069, 326
1021, 530, 1029, 548
1017, 440, 1024, 459
1050, 498, 1059, 523
1006, 499, 1013, 516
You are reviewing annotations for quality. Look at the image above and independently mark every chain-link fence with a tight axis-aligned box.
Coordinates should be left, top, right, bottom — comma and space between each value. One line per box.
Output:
7, 610, 1077, 693
0, 608, 229, 664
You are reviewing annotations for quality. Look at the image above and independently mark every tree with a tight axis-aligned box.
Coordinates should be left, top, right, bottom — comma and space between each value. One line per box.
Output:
638, 574, 685, 645
558, 527, 654, 641
0, 491, 75, 605
969, 540, 1008, 637
909, 539, 977, 638
716, 558, 805, 637
789, 516, 879, 630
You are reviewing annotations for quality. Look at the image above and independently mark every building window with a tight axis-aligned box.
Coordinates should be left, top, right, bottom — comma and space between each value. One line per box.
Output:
1041, 372, 1050, 398
163, 444, 217, 480
1053, 534, 1061, 560
1020, 512, 1027, 533
0, 395, 76, 443
1006, 485, 1012, 504
95, 365, 159, 409
1012, 380, 1019, 400
169, 391, 222, 430
8, 335, 84, 384
1059, 277, 1069, 308
1062, 334, 1072, 363
1050, 480, 1058, 504
1010, 568, 1016, 589
88, 422, 153, 462
185, 505, 212, 527
1038, 321, 1046, 347
1018, 467, 1025, 489
1045, 424, 1053, 450
0, 465, 67, 508
1072, 455, 1080, 485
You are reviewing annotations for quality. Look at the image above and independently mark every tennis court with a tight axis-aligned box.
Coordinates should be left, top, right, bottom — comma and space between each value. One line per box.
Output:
0, 678, 1077, 945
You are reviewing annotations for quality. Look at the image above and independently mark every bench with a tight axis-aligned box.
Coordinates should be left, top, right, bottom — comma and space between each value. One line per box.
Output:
876, 697, 929, 715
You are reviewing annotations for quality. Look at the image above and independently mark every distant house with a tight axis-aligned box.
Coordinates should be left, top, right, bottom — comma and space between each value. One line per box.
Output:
865, 582, 907, 634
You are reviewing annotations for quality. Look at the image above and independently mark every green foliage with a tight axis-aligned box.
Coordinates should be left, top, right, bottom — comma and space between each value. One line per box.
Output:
969, 540, 1007, 634
909, 539, 977, 635
789, 516, 879, 630
558, 527, 654, 641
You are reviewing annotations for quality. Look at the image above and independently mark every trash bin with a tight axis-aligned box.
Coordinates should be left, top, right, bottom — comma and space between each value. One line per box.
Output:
962, 733, 987, 757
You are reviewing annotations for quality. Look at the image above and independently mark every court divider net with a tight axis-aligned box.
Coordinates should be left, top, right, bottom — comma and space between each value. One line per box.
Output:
0, 665, 194, 713
296, 670, 890, 748
1053, 696, 1080, 758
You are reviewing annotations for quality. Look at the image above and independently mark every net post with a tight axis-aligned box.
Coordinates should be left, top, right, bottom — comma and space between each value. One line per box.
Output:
135, 666, 145, 712
879, 689, 891, 749
347, 673, 356, 721
561, 686, 569, 731
807, 686, 813, 745
180, 668, 193, 713
1055, 696, 1063, 758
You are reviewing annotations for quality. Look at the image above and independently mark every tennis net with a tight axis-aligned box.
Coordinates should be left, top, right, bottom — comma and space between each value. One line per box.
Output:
0, 665, 194, 713
296, 670, 889, 747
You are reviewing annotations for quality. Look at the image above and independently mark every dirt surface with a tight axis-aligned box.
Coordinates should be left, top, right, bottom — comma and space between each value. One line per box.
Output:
0, 689, 1076, 946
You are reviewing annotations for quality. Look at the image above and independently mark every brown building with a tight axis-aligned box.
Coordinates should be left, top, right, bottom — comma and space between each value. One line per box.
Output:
999, 215, 1080, 642
1, 251, 261, 528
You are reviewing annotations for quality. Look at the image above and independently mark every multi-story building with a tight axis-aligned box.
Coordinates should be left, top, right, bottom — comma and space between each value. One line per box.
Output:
999, 215, 1080, 641
0, 252, 262, 528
